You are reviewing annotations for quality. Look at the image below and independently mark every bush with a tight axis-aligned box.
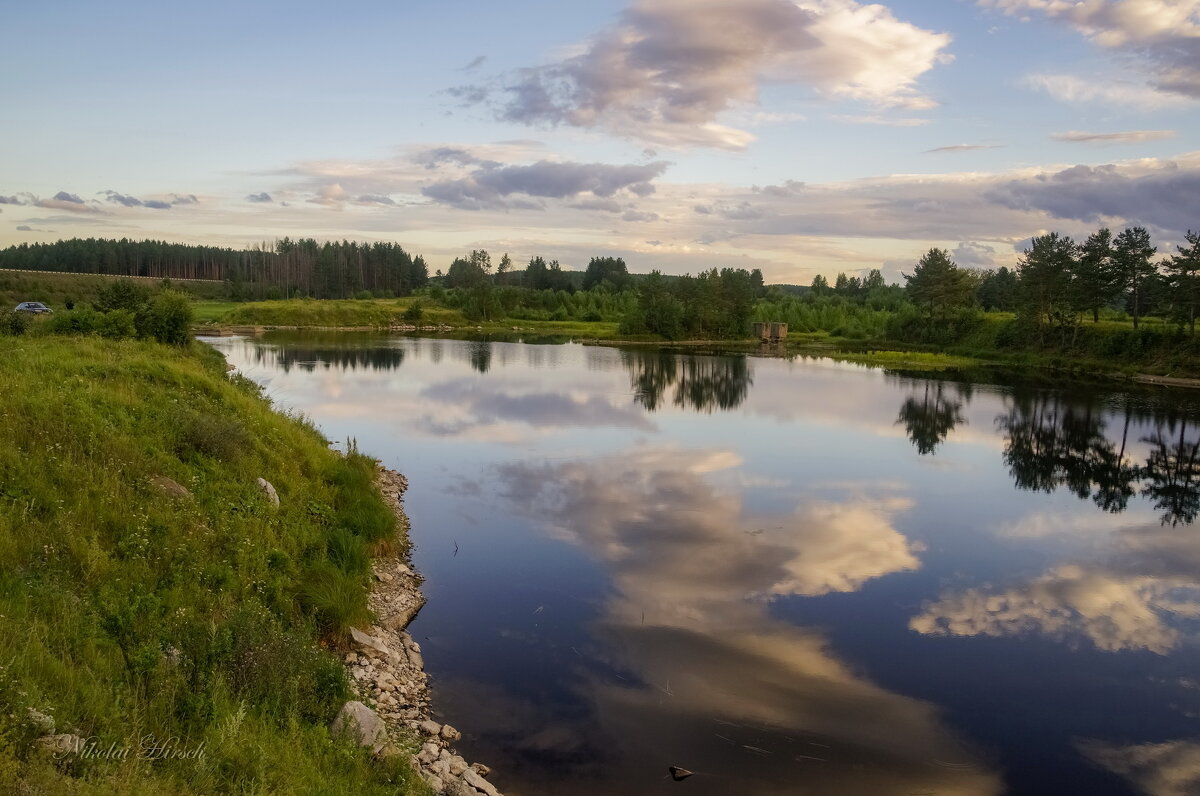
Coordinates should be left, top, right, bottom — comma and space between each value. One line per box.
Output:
136, 290, 193, 345
0, 310, 28, 336
298, 563, 371, 644
402, 300, 423, 324
94, 279, 150, 313
96, 309, 137, 339
46, 307, 100, 335
354, 290, 373, 301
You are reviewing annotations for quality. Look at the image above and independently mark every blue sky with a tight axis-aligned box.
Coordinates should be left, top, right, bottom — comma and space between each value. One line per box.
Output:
3, 0, 1199, 283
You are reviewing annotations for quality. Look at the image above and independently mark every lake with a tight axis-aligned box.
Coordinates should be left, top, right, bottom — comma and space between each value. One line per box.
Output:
205, 332, 1200, 796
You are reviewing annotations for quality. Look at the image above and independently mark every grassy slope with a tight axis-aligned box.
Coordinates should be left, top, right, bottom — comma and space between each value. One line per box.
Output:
0, 271, 224, 311
0, 337, 427, 794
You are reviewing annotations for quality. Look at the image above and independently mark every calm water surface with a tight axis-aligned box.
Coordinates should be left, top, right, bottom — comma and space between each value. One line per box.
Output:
205, 333, 1200, 796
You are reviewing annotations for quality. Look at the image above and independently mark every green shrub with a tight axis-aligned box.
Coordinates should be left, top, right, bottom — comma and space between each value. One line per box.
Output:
46, 307, 100, 335
96, 308, 137, 339
136, 289, 194, 345
94, 278, 151, 312
354, 290, 373, 301
0, 310, 28, 336
402, 300, 424, 324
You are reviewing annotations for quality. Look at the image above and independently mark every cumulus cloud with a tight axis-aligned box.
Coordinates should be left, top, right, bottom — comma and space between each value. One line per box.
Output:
952, 241, 999, 269
354, 194, 396, 206
308, 183, 347, 207
143, 200, 171, 210
990, 1, 1200, 102
469, 0, 951, 148
168, 193, 199, 205
33, 191, 99, 213
621, 209, 659, 222
1051, 129, 1178, 144
412, 146, 500, 170
421, 159, 668, 210
102, 190, 143, 207
246, 192, 273, 203
832, 113, 931, 126
984, 161, 1200, 235
0, 195, 23, 205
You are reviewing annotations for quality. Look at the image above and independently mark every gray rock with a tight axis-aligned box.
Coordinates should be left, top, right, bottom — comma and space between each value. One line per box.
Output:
330, 701, 388, 753
35, 734, 84, 757
441, 723, 462, 742
419, 719, 442, 736
26, 708, 55, 734
350, 627, 391, 657
471, 763, 492, 777
463, 768, 501, 796
449, 757, 469, 776
149, 475, 191, 499
382, 596, 426, 631
255, 478, 279, 507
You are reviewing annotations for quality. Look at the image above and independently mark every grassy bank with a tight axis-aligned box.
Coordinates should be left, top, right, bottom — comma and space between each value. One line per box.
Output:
0, 270, 224, 310
0, 336, 427, 794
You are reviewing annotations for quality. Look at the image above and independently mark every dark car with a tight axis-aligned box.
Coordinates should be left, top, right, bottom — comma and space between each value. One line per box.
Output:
14, 302, 53, 314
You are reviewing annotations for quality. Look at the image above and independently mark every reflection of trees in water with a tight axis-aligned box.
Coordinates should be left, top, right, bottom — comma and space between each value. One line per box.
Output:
252, 345, 404, 373
994, 390, 1200, 526
622, 351, 752, 413
1143, 418, 1200, 526
468, 340, 492, 373
895, 383, 967, 455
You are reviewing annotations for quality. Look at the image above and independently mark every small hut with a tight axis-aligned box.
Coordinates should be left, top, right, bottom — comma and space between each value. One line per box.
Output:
753, 322, 788, 342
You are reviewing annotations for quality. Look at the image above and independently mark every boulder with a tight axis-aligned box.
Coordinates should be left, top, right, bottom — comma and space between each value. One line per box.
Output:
350, 627, 391, 657
463, 768, 501, 796
441, 723, 462, 742
149, 475, 191, 500
255, 478, 279, 507
330, 701, 388, 753
418, 719, 442, 737
382, 596, 425, 632
35, 734, 84, 757
26, 708, 55, 734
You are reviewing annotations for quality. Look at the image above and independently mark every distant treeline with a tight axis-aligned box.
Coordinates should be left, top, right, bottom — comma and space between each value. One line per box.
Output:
0, 237, 429, 300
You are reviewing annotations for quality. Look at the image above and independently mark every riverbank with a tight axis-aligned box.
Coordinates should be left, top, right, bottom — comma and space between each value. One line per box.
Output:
0, 336, 433, 793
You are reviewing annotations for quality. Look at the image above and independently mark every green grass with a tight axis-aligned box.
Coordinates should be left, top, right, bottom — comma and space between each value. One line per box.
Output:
0, 336, 429, 794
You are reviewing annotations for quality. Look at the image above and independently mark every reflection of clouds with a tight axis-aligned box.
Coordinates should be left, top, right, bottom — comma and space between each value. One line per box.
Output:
496, 446, 1000, 794
1079, 739, 1200, 796
912, 521, 1200, 654
421, 377, 654, 433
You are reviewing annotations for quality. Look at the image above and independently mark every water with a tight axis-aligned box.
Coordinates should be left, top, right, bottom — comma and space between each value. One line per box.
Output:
205, 333, 1200, 795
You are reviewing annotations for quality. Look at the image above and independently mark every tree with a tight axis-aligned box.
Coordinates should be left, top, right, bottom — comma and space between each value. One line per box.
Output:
1165, 230, 1200, 335
810, 274, 829, 295
1112, 226, 1157, 329
1017, 233, 1078, 346
976, 266, 1019, 311
1074, 228, 1119, 323
903, 248, 975, 319
583, 257, 631, 292
496, 252, 512, 285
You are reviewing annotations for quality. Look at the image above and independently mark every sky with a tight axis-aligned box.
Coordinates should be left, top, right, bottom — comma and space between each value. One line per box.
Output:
3, 0, 1200, 284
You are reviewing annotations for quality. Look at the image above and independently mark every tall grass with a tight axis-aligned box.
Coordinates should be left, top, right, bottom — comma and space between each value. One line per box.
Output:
0, 336, 428, 793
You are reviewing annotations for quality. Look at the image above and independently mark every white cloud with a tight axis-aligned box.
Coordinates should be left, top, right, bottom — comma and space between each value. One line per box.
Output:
1026, 73, 1194, 109
1051, 129, 1178, 144
1080, 739, 1200, 796
476, 0, 951, 148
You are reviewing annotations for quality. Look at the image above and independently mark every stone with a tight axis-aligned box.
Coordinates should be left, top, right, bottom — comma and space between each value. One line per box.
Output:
35, 734, 84, 757
418, 719, 442, 737
350, 627, 391, 657
449, 757, 469, 776
407, 646, 425, 670
330, 701, 388, 753
669, 766, 694, 781
149, 475, 191, 499
470, 763, 492, 778
382, 596, 426, 632
441, 724, 462, 742
26, 708, 55, 734
463, 768, 501, 796
255, 478, 280, 507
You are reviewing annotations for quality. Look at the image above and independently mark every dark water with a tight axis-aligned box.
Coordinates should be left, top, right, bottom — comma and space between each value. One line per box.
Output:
205, 333, 1200, 796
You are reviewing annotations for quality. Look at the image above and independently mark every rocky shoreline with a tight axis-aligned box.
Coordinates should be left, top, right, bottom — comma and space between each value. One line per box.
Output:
332, 467, 504, 796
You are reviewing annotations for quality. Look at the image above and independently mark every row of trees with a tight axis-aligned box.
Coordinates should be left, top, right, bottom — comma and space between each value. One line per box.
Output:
0, 237, 429, 300
620, 268, 763, 339
898, 226, 1200, 343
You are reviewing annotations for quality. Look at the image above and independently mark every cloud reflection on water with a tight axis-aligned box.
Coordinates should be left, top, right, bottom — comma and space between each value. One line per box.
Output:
494, 445, 1000, 794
